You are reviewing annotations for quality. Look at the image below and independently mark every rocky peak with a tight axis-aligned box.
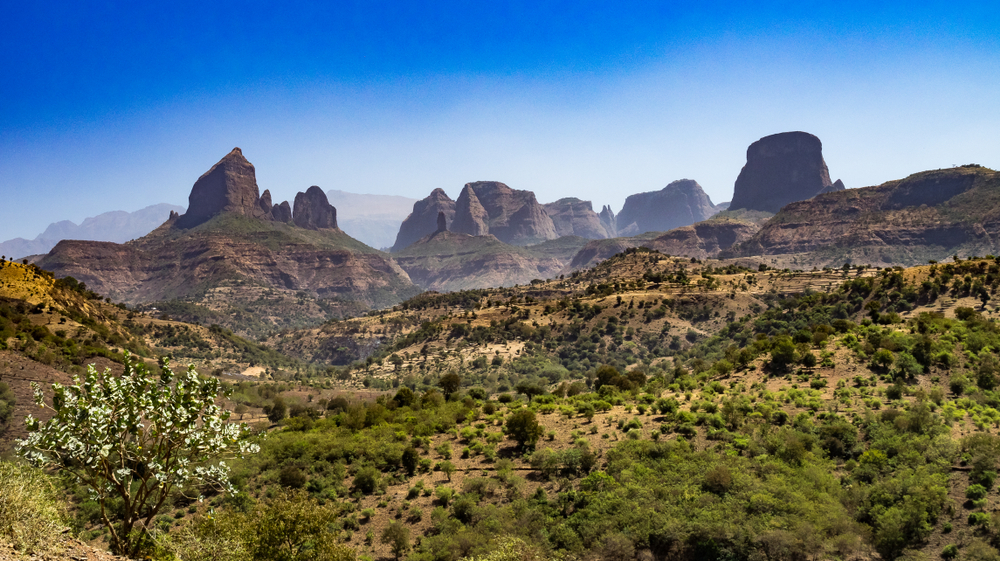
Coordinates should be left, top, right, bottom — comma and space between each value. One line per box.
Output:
258, 189, 274, 217
599, 205, 617, 238
436, 211, 448, 233
452, 184, 491, 237
451, 181, 557, 245
176, 147, 262, 228
391, 188, 457, 252
272, 201, 292, 224
293, 186, 338, 230
616, 179, 718, 236
542, 198, 611, 239
729, 132, 845, 213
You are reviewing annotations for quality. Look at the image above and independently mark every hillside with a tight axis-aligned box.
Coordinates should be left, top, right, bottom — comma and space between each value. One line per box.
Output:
725, 164, 1000, 268
35, 150, 422, 339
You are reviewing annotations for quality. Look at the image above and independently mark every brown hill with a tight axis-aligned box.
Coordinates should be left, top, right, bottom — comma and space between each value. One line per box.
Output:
393, 230, 566, 292
723, 164, 1000, 267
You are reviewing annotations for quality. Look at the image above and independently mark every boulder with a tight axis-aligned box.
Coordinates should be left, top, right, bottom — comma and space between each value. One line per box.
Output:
615, 179, 718, 235
293, 186, 338, 230
391, 188, 456, 252
729, 132, 845, 213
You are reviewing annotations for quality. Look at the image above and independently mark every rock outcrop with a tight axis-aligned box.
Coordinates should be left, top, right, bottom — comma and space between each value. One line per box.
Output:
436, 212, 447, 233
615, 180, 718, 236
272, 201, 292, 223
176, 148, 265, 228
599, 205, 617, 238
729, 132, 845, 213
543, 198, 612, 239
293, 186, 338, 230
391, 188, 456, 252
723, 165, 1000, 268
451, 182, 558, 245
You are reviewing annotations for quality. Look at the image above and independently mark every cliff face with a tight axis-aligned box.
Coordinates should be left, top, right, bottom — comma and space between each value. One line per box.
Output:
615, 179, 718, 236
543, 198, 612, 239
37, 149, 419, 313
723, 165, 1000, 267
728, 132, 845, 213
451, 182, 558, 245
391, 188, 456, 252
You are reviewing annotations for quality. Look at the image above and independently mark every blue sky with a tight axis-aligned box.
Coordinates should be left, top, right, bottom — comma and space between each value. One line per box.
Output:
1, 1, 998, 242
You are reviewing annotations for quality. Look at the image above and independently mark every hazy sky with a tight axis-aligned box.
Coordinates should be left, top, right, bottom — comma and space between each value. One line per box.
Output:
1, 1, 998, 242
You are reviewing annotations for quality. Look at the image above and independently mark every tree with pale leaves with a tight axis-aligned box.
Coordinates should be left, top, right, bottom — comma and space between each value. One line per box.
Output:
16, 353, 259, 556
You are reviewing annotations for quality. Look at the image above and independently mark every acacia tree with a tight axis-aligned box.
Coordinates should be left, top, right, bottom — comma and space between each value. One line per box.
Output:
17, 353, 259, 556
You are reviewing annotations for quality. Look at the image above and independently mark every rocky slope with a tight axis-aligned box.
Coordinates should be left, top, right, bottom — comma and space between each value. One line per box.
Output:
0, 203, 184, 259
391, 188, 457, 252
614, 179, 719, 236
567, 213, 763, 270
36, 150, 421, 328
542, 198, 612, 239
393, 230, 566, 292
723, 164, 1000, 267
728, 131, 845, 213
451, 181, 558, 245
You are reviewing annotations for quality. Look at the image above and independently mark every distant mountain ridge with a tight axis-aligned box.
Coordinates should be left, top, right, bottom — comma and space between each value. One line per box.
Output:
0, 203, 184, 259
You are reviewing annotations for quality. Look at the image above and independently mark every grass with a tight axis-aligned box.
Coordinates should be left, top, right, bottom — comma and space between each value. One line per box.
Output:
0, 461, 66, 554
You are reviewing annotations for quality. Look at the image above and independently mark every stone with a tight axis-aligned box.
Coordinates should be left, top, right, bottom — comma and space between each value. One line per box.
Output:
615, 179, 718, 235
729, 132, 845, 213
272, 201, 292, 223
436, 211, 448, 232
391, 188, 456, 252
257, 189, 274, 218
176, 147, 262, 228
293, 186, 338, 230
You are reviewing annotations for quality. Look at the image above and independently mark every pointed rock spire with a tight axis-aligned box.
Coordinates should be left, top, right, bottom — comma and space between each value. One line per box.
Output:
293, 186, 338, 230
436, 211, 448, 232
177, 147, 262, 228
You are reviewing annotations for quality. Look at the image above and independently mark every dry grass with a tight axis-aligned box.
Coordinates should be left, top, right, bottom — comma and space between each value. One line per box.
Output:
0, 461, 66, 554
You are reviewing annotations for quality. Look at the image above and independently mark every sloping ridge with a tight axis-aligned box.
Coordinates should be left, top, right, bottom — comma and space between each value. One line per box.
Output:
723, 165, 1000, 267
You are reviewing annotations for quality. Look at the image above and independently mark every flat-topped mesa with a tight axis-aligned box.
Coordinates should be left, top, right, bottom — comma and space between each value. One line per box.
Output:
293, 186, 338, 230
616, 179, 718, 236
176, 148, 265, 228
729, 131, 846, 213
543, 198, 612, 239
391, 188, 456, 252
451, 181, 558, 246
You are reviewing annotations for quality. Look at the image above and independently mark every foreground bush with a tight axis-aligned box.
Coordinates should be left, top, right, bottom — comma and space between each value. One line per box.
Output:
0, 461, 65, 553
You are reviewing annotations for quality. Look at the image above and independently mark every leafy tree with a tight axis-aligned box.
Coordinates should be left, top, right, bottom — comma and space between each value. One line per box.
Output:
515, 381, 545, 402
401, 447, 419, 476
267, 396, 287, 423
438, 372, 461, 399
16, 354, 258, 556
505, 409, 544, 451
439, 460, 455, 481
381, 521, 410, 560
770, 336, 797, 370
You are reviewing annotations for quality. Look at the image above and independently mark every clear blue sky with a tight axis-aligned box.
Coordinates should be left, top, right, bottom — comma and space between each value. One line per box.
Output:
1, 1, 998, 241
